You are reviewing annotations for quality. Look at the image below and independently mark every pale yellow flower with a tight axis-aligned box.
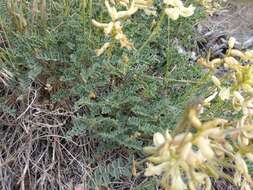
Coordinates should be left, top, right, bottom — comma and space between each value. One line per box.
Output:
180, 142, 192, 160
219, 87, 230, 101
164, 0, 195, 20
95, 42, 110, 56
228, 37, 236, 49
246, 153, 253, 162
211, 75, 221, 87
170, 170, 187, 190
196, 137, 214, 160
204, 91, 218, 105
244, 50, 253, 62
144, 162, 169, 176
235, 153, 248, 174
153, 132, 165, 147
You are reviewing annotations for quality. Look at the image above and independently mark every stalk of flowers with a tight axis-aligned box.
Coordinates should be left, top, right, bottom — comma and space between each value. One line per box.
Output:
143, 103, 253, 190
198, 38, 253, 148
143, 38, 253, 190
197, 37, 253, 112
92, 0, 138, 56
93, 0, 196, 56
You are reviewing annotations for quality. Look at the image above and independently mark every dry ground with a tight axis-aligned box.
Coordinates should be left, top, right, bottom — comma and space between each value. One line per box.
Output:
198, 0, 253, 49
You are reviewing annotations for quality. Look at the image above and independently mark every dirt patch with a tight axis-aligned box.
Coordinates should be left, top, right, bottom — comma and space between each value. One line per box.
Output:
198, 0, 253, 49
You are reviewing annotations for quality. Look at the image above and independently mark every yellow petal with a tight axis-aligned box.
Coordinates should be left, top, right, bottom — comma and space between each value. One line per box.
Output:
228, 37, 236, 49
116, 2, 138, 19
224, 56, 239, 66
173, 0, 183, 7
92, 19, 108, 28
165, 7, 180, 20
165, 129, 172, 142
246, 153, 253, 162
179, 5, 195, 17
180, 142, 192, 160
163, 0, 176, 6
219, 87, 230, 101
170, 169, 187, 190
204, 91, 218, 104
244, 50, 253, 61
230, 49, 245, 59
105, 0, 118, 20
95, 42, 110, 56
233, 91, 244, 104
153, 132, 165, 147
196, 137, 214, 160
144, 162, 168, 176
104, 22, 114, 35
173, 133, 193, 145
235, 153, 248, 174
211, 75, 221, 87
143, 146, 158, 154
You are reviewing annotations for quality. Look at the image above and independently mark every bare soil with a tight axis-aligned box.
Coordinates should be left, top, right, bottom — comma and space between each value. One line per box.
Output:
199, 0, 253, 48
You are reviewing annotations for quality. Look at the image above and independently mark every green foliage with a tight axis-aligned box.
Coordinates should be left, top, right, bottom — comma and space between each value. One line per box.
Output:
0, 0, 204, 151
88, 157, 132, 189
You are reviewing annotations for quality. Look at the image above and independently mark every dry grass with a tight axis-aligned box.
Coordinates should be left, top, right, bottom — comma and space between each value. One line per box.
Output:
0, 82, 142, 190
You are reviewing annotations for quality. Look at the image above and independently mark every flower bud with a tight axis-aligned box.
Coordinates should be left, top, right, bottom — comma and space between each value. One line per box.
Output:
211, 75, 221, 87
165, 129, 172, 142
204, 91, 218, 105
153, 132, 165, 147
228, 37, 236, 49
219, 87, 230, 101
95, 42, 110, 56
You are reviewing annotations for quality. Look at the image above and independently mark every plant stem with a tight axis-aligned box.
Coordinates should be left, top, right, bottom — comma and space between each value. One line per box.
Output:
137, 10, 166, 53
164, 17, 170, 79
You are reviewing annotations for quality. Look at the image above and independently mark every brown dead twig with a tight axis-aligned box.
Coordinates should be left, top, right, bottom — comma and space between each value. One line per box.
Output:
0, 83, 140, 190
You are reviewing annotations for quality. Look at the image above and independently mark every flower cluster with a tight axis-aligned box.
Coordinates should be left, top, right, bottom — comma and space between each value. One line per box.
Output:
92, 0, 137, 56
143, 38, 253, 190
164, 0, 195, 20
197, 0, 227, 15
198, 37, 253, 114
92, 0, 196, 56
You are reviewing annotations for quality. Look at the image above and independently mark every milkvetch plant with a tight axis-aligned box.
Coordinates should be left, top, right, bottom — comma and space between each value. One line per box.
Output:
92, 0, 196, 56
142, 37, 253, 190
